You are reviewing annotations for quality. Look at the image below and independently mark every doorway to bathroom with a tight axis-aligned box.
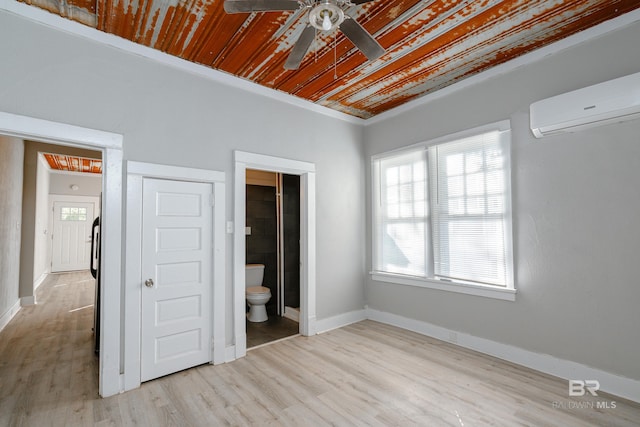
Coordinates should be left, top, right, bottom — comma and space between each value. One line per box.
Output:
245, 169, 300, 348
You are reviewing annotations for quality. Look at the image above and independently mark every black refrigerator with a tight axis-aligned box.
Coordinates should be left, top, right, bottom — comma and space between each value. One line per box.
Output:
90, 215, 101, 354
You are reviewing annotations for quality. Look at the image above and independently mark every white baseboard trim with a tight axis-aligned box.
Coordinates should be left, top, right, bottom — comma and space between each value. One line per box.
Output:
33, 272, 47, 291
21, 295, 36, 306
316, 309, 367, 334
365, 307, 640, 404
0, 299, 21, 333
283, 306, 300, 322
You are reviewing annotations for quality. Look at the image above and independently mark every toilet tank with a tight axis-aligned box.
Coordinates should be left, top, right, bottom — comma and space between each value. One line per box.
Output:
245, 264, 264, 287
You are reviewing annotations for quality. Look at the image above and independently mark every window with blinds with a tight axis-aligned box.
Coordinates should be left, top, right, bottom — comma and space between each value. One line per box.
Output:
373, 150, 429, 276
372, 123, 513, 290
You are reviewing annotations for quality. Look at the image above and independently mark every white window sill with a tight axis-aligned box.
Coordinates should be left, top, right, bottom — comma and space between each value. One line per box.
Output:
370, 272, 516, 301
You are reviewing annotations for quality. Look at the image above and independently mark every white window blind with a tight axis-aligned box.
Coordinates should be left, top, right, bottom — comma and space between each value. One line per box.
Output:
374, 149, 428, 277
372, 122, 514, 292
429, 130, 511, 287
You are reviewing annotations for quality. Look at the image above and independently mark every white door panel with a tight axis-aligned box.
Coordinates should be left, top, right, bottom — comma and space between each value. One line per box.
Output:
52, 201, 95, 272
141, 178, 213, 382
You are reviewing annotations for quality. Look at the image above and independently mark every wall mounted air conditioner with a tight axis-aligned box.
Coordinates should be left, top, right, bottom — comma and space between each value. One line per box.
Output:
530, 71, 640, 138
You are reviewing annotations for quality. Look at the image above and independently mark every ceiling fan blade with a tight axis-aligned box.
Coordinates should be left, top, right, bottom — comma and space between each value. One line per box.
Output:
339, 18, 385, 61
284, 26, 316, 70
223, 0, 300, 14
351, 0, 376, 4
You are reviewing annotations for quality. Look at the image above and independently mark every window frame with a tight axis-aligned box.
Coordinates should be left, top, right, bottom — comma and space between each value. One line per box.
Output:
371, 120, 515, 301
373, 148, 431, 277
60, 206, 88, 221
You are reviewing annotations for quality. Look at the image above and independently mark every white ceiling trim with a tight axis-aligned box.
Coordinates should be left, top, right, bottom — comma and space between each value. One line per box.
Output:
2, 0, 640, 126
0, 0, 365, 125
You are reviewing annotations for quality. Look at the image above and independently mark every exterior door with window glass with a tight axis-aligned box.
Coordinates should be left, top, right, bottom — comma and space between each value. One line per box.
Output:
51, 201, 95, 272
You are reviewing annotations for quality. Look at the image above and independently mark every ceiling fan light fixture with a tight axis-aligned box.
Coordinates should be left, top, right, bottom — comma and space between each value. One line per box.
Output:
223, 0, 384, 70
322, 11, 332, 31
309, 2, 344, 32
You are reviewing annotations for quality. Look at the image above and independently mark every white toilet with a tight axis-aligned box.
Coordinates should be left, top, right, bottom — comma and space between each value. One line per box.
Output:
245, 264, 271, 322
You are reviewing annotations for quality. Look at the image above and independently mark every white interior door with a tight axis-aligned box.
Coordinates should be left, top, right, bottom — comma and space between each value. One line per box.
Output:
51, 201, 95, 272
141, 178, 213, 382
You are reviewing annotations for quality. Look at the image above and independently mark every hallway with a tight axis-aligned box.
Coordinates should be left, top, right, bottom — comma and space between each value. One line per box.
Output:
0, 271, 99, 424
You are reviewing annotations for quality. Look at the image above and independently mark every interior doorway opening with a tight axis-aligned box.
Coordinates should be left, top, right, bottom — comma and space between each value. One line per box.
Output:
0, 111, 123, 397
245, 169, 300, 349
233, 151, 316, 360
0, 135, 105, 389
38, 149, 104, 354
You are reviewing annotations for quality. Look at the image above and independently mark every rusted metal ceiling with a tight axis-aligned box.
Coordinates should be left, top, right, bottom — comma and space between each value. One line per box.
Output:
19, 0, 640, 119
43, 153, 103, 174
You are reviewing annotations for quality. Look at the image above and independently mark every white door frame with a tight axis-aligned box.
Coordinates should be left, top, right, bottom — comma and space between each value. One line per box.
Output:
0, 111, 123, 398
125, 161, 226, 391
234, 151, 316, 359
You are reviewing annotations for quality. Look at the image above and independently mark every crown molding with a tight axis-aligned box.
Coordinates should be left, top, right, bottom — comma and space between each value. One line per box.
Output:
0, 0, 365, 125
3, 0, 639, 127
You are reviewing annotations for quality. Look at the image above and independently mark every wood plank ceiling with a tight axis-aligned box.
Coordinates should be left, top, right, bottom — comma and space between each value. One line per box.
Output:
19, 0, 640, 119
43, 153, 103, 174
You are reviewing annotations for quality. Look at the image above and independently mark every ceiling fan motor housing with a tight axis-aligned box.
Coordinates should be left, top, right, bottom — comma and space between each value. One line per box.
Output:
223, 0, 383, 70
309, 2, 345, 31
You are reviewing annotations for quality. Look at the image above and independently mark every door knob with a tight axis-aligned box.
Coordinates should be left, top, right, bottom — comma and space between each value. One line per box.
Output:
145, 278, 154, 288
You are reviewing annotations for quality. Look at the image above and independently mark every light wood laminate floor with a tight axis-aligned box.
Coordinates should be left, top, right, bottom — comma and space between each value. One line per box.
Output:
1, 272, 639, 426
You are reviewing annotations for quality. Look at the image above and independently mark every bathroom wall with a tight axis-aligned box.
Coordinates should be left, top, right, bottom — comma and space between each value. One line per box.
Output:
282, 174, 300, 309
245, 174, 301, 315
246, 184, 278, 314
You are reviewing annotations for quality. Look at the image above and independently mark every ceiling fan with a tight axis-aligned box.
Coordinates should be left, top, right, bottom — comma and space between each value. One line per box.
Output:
223, 0, 385, 70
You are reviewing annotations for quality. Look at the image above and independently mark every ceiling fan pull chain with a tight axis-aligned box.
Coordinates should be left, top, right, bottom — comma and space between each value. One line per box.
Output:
334, 30, 337, 80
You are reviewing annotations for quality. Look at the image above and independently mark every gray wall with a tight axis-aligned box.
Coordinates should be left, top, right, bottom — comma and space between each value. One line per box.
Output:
32, 153, 50, 288
0, 10, 366, 343
0, 136, 24, 319
7, 3, 637, 385
364, 21, 640, 380
49, 172, 102, 196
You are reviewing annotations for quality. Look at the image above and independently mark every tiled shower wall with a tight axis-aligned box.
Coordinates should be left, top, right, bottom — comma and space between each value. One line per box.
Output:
246, 184, 278, 314
282, 174, 300, 309
246, 176, 300, 315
